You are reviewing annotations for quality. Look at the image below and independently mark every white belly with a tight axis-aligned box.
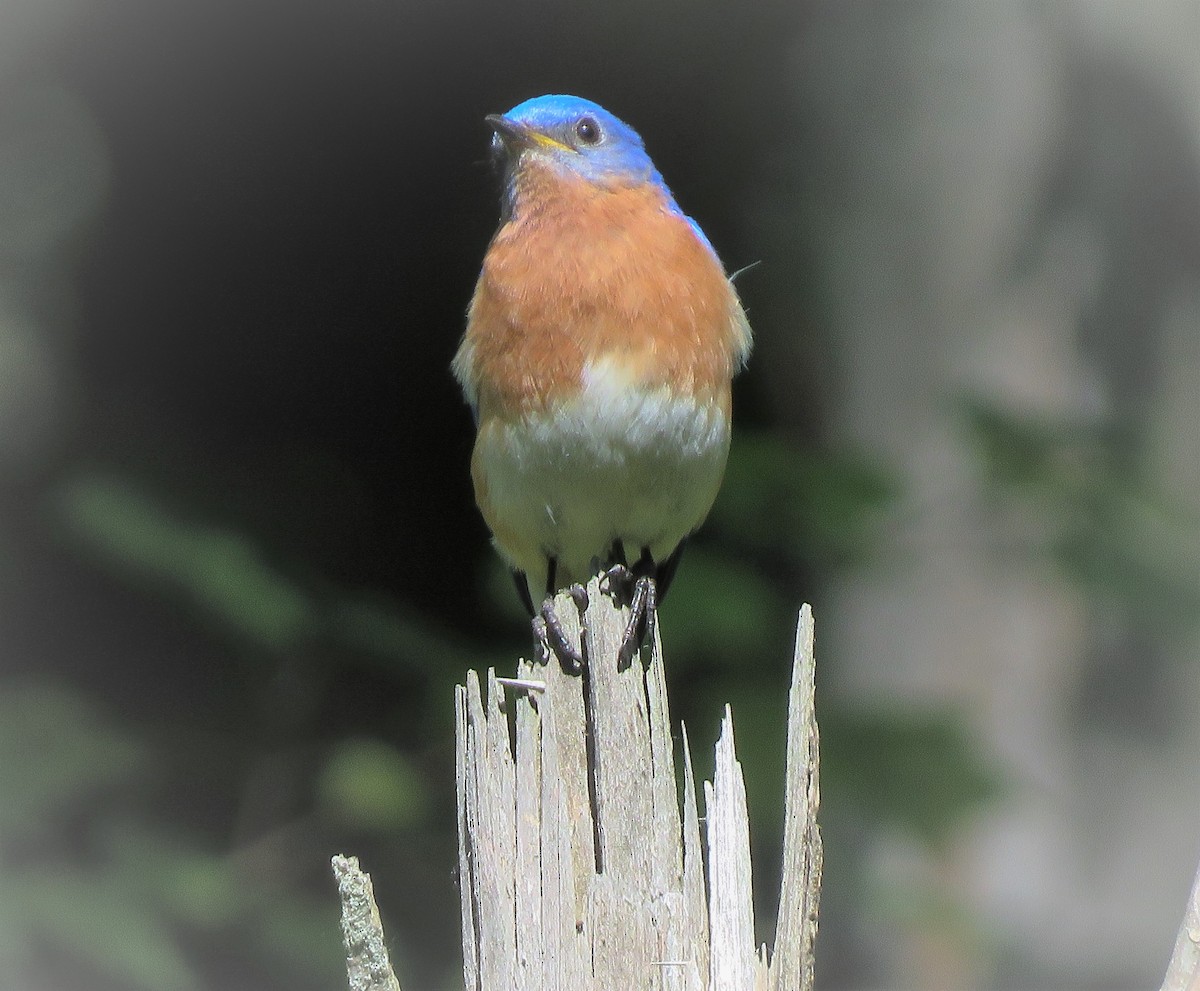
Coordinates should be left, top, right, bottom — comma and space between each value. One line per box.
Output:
474, 363, 731, 583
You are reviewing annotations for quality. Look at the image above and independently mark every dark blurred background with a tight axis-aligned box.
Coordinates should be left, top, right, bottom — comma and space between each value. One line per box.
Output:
3, 1, 1199, 988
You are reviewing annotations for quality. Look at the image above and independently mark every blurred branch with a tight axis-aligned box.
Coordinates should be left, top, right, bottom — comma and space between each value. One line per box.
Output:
332, 855, 401, 991
1160, 851, 1200, 991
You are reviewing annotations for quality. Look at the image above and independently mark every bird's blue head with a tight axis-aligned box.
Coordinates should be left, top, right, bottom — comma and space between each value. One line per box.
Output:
486, 95, 669, 206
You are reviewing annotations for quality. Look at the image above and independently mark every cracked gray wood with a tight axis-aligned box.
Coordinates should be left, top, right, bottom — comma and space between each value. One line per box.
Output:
454, 577, 821, 991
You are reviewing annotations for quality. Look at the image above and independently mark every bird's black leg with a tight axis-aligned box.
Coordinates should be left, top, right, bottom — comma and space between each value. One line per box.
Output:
512, 569, 536, 617
608, 538, 628, 568
533, 602, 583, 673
529, 556, 588, 673
621, 571, 657, 667
654, 537, 688, 602
546, 558, 589, 646
601, 545, 660, 667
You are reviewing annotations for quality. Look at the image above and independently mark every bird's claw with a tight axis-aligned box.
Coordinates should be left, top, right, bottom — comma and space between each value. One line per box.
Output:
567, 581, 589, 613
531, 585, 588, 673
531, 615, 552, 666
601, 564, 657, 667
599, 561, 632, 598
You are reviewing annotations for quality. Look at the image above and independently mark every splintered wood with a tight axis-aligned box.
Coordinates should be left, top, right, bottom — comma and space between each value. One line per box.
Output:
331, 855, 403, 991
454, 577, 821, 991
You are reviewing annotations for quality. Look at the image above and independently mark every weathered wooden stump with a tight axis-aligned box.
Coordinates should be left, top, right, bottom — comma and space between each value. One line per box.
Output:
454, 576, 821, 991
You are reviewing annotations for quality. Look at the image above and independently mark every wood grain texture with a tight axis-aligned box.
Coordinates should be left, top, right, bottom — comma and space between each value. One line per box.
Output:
706, 708, 759, 991
453, 579, 822, 991
769, 604, 822, 991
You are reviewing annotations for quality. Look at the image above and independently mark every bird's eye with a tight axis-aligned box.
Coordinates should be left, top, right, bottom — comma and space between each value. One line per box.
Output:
575, 116, 601, 145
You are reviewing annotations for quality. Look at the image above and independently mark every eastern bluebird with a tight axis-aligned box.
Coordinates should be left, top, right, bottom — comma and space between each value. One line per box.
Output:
453, 94, 751, 667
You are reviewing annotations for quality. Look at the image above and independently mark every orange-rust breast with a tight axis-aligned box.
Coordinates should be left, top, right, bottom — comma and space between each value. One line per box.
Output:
456, 163, 748, 421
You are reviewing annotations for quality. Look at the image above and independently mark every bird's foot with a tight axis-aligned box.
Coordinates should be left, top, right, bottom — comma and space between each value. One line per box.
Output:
532, 583, 589, 673
600, 564, 657, 668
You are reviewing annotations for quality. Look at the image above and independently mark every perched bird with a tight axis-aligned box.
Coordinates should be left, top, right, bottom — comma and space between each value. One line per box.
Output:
453, 94, 751, 666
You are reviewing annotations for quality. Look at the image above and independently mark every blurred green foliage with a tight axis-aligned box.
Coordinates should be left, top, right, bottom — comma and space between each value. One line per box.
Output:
315, 738, 430, 830
0, 683, 147, 839
822, 706, 1000, 849
12, 471, 487, 989
699, 427, 1000, 807
961, 396, 1200, 629
56, 474, 477, 674
59, 474, 314, 653
713, 432, 900, 570
0, 683, 337, 990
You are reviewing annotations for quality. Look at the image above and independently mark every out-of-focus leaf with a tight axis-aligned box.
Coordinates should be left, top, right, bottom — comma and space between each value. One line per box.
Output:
823, 705, 1001, 849
331, 593, 489, 674
713, 432, 899, 568
960, 396, 1200, 628
660, 548, 789, 657
98, 820, 343, 981
58, 474, 313, 651
100, 823, 245, 930
959, 396, 1094, 493
0, 684, 193, 985
0, 681, 149, 837
13, 869, 200, 990
56, 472, 488, 675
316, 737, 430, 830
254, 897, 346, 986
1, 818, 345, 988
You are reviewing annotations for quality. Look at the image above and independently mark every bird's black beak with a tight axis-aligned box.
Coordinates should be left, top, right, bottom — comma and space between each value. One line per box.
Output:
486, 113, 532, 152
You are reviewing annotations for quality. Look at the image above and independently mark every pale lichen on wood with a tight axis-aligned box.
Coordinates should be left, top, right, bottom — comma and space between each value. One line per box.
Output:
331, 854, 402, 991
453, 576, 822, 991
